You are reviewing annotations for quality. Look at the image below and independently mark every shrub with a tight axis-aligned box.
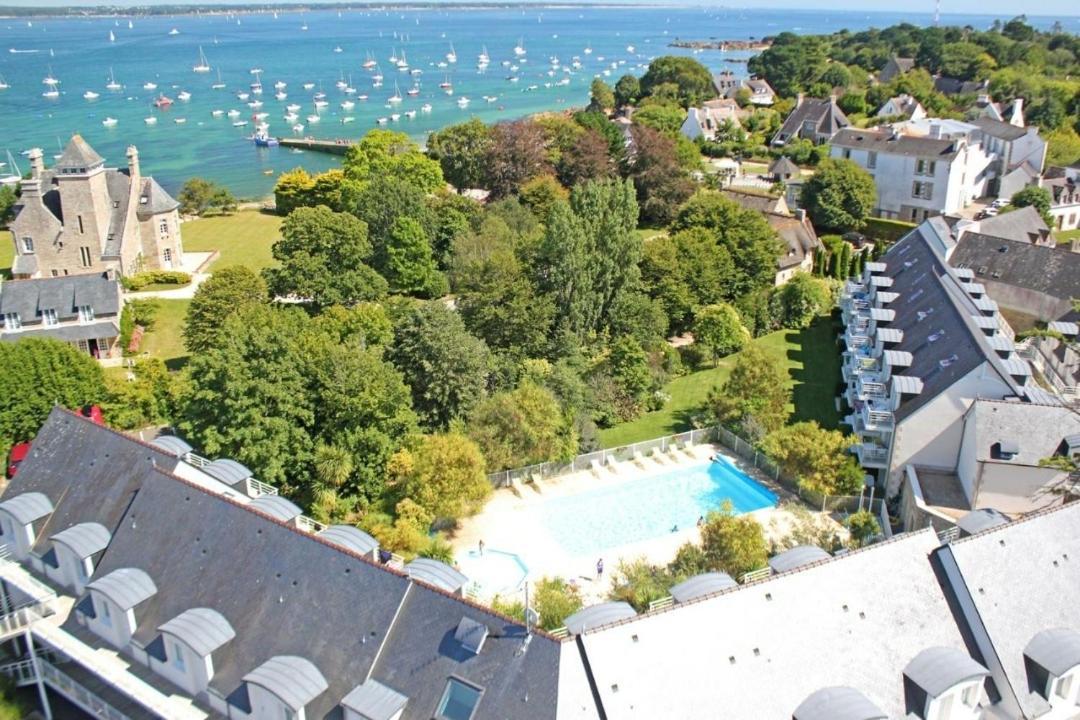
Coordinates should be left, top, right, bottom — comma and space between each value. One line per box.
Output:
862, 217, 916, 244
121, 270, 191, 291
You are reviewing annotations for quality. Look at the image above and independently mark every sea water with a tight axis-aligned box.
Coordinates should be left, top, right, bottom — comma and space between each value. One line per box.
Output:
0, 7, 1072, 197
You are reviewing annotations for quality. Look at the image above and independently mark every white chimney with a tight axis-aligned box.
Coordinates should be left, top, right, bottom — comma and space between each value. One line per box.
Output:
1009, 98, 1024, 127
928, 123, 942, 139
27, 148, 44, 179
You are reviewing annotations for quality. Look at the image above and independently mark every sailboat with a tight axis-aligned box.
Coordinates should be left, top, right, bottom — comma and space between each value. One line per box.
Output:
109, 30, 115, 43
193, 46, 211, 73
0, 74, 8, 90
211, 69, 225, 90
477, 46, 490, 67
306, 103, 321, 123
387, 81, 403, 104
83, 89, 100, 100
363, 53, 376, 69
168, 28, 180, 36
446, 43, 457, 64
106, 68, 121, 91
42, 67, 59, 87
102, 117, 118, 127
128, 20, 133, 29
0, 151, 22, 185
514, 38, 526, 56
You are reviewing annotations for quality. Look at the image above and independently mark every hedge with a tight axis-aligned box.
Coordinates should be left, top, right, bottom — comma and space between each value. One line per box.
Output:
863, 217, 916, 244
121, 270, 191, 291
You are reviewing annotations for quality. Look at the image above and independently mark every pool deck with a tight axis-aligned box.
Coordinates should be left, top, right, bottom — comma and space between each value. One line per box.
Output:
451, 443, 829, 605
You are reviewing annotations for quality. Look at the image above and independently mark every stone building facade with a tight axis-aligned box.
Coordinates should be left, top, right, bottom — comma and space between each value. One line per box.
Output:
9, 135, 183, 279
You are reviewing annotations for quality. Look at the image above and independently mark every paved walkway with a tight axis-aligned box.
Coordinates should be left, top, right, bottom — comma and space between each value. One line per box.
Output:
123, 252, 214, 300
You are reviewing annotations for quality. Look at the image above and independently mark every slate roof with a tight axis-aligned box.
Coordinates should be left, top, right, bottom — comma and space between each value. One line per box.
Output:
405, 558, 468, 593
970, 117, 1028, 141
955, 508, 1010, 536
577, 530, 974, 719
769, 155, 799, 177
774, 97, 849, 144
0, 407, 180, 556
317, 525, 379, 556
934, 76, 986, 96
0, 321, 120, 344
54, 134, 104, 171
792, 686, 886, 720
939, 501, 1080, 718
767, 211, 822, 270
831, 128, 960, 160
948, 232, 1080, 313
0, 272, 121, 323
149, 435, 193, 458
877, 223, 1023, 422
721, 188, 786, 214
137, 177, 180, 218
974, 206, 1049, 244
966, 399, 1080, 466
340, 680, 409, 720
1024, 628, 1080, 677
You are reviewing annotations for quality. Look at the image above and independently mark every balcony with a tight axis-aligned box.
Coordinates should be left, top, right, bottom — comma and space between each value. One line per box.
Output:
847, 403, 896, 437
855, 443, 890, 469
842, 352, 881, 384
847, 378, 888, 405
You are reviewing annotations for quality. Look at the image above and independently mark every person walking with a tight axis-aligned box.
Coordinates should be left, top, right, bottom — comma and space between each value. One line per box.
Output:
596, 558, 604, 579
478, 539, 485, 556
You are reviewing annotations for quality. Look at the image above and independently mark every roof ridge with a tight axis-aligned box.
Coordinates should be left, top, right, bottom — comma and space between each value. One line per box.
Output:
52, 406, 180, 462
578, 528, 941, 635
144, 465, 561, 644
948, 496, 1080, 546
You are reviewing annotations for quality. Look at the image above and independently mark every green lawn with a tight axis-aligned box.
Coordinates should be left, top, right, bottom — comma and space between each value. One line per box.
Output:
136, 299, 192, 370
181, 210, 282, 272
1055, 228, 1080, 245
634, 227, 667, 243
598, 314, 842, 448
0, 230, 12, 279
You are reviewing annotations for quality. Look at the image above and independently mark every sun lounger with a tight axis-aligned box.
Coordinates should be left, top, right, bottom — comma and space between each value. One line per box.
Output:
590, 458, 605, 477
632, 449, 646, 468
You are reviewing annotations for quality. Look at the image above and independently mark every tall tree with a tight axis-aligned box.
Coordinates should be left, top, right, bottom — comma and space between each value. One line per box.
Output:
390, 302, 493, 430
468, 382, 576, 470
557, 129, 615, 188
1006, 185, 1054, 225
694, 303, 750, 365
639, 55, 716, 107
614, 74, 641, 107
264, 205, 387, 308
747, 33, 828, 98
670, 191, 783, 297
627, 126, 695, 226
485, 120, 554, 198
383, 216, 448, 298
425, 118, 493, 190
705, 344, 790, 438
590, 78, 616, 112
342, 129, 444, 193
769, 273, 832, 329
0, 339, 106, 453
184, 265, 268, 352
179, 305, 316, 488
389, 432, 490, 522
641, 228, 737, 333
759, 422, 864, 496
800, 159, 878, 232
699, 501, 769, 579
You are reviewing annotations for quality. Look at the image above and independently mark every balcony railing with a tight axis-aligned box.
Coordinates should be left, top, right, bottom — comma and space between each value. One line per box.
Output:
856, 444, 890, 468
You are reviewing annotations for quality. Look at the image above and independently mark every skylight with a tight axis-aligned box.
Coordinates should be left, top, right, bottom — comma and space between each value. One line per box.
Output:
436, 678, 482, 720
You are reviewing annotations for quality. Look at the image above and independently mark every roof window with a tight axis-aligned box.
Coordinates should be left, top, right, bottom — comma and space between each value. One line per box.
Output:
436, 678, 483, 720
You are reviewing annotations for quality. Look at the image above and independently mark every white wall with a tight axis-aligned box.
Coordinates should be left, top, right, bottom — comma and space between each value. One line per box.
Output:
0, 511, 35, 560
247, 684, 304, 720
149, 633, 214, 698
888, 363, 1014, 495
85, 591, 134, 649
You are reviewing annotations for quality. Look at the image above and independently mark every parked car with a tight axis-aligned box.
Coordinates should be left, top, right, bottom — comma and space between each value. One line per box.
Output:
6, 442, 31, 478
6, 405, 103, 478
990, 198, 1010, 209
976, 207, 1000, 220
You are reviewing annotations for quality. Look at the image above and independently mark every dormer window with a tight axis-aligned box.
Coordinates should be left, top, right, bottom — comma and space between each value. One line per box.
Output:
42, 309, 58, 327
3, 313, 20, 331
904, 646, 989, 720
78, 306, 95, 323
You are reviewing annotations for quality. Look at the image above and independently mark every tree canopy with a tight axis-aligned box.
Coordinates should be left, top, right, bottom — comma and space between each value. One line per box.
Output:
705, 344, 790, 439
800, 159, 878, 232
184, 265, 267, 353
639, 56, 716, 108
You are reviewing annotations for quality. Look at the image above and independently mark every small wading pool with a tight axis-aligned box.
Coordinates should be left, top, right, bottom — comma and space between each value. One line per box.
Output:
455, 548, 529, 598
540, 455, 777, 558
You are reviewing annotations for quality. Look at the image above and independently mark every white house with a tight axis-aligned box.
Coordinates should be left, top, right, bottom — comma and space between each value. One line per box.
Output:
831, 124, 992, 221
1043, 164, 1080, 231
680, 99, 741, 142
970, 117, 1047, 199
877, 94, 926, 121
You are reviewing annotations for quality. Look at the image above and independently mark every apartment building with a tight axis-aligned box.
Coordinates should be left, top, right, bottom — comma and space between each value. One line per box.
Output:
0, 272, 123, 359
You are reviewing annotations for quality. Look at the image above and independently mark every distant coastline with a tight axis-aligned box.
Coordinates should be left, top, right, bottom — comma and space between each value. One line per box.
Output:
669, 38, 773, 51
2, 2, 673, 19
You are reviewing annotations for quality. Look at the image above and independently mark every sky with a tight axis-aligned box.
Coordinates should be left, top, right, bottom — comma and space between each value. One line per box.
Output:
4, 0, 1079, 14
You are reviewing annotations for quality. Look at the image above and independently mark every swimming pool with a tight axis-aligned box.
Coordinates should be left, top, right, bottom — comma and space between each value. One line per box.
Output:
540, 456, 777, 558
456, 548, 529, 599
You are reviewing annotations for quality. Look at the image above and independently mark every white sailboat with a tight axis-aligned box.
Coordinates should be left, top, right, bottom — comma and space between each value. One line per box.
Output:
387, 81, 402, 104
446, 43, 457, 64
102, 117, 118, 127
0, 74, 8, 90
306, 102, 321, 123
514, 38, 526, 56
478, 46, 490, 66
143, 81, 157, 90
363, 53, 377, 69
168, 28, 180, 36
42, 67, 59, 86
106, 67, 121, 91
109, 30, 115, 43
178, 90, 192, 101
211, 69, 225, 90
193, 46, 211, 73
128, 20, 133, 29
83, 90, 100, 100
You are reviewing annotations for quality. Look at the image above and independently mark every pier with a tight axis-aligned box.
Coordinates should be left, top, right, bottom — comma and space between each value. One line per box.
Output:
277, 137, 356, 155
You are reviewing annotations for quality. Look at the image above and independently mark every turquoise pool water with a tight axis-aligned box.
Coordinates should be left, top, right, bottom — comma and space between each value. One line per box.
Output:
541, 456, 777, 558
456, 548, 529, 598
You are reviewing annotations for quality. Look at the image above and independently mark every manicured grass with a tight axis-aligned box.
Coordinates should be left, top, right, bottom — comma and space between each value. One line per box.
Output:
180, 210, 282, 272
597, 314, 842, 448
1055, 228, 1080, 245
136, 299, 192, 370
635, 227, 667, 243
0, 230, 12, 279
